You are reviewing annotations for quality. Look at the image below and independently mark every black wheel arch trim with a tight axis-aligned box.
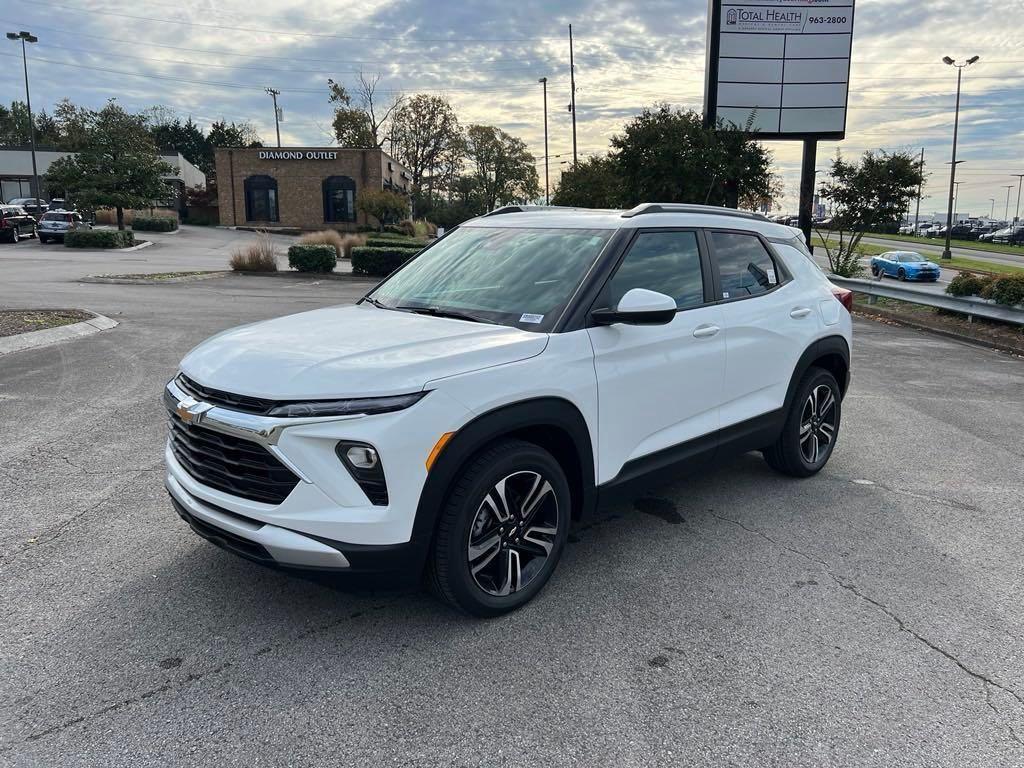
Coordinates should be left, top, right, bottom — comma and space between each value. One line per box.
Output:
783, 335, 851, 416
407, 397, 597, 574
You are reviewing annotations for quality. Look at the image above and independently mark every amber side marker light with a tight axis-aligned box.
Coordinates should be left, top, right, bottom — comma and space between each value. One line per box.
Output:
426, 432, 456, 472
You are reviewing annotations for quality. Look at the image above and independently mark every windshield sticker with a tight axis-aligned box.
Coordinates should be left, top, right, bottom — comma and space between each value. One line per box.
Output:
767, 269, 777, 284
520, 313, 544, 324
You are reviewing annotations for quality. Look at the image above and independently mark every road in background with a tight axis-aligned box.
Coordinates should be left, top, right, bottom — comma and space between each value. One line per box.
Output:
3, 232, 1024, 766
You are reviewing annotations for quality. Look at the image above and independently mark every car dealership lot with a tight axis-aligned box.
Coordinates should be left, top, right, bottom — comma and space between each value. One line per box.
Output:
2, 232, 1024, 766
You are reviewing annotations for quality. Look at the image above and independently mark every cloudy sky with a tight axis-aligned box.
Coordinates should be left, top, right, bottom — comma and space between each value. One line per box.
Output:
2, 0, 1022, 218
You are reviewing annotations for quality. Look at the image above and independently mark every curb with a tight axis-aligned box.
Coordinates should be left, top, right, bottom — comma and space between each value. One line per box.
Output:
80, 271, 229, 285
63, 239, 154, 253
235, 270, 372, 281
0, 311, 119, 357
853, 305, 1024, 357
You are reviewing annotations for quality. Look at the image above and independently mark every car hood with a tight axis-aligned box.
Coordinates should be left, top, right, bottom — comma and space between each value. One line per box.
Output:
179, 303, 548, 399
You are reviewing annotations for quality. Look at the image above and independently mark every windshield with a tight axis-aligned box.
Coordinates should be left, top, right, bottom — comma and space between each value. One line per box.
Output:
895, 253, 926, 262
41, 213, 72, 222
367, 226, 613, 331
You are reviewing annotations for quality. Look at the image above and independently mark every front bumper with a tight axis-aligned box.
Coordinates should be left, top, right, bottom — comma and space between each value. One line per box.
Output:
162, 376, 472, 574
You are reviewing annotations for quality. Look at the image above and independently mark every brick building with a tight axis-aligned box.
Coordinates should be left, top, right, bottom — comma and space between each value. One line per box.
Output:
215, 147, 411, 230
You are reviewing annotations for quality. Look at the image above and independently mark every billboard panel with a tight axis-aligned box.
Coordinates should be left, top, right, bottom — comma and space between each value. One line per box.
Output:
704, 0, 856, 139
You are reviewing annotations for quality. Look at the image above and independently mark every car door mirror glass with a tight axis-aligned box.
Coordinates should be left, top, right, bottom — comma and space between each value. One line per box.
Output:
592, 288, 677, 326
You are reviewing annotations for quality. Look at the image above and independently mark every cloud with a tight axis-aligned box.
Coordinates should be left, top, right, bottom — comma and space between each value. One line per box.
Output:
2, 0, 1022, 214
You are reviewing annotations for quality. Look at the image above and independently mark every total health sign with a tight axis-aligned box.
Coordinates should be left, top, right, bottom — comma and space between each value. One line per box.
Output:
704, 0, 855, 138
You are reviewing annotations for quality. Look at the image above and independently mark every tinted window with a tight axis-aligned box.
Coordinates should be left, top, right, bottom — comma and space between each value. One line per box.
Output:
710, 232, 779, 299
605, 231, 704, 310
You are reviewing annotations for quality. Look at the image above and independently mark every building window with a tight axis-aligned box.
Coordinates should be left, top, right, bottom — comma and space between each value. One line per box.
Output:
244, 175, 278, 222
323, 176, 356, 223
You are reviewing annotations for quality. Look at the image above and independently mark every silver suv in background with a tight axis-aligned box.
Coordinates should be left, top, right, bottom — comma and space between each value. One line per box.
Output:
38, 210, 91, 243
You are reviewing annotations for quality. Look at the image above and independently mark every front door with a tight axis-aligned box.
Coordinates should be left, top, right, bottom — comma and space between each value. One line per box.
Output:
587, 229, 726, 484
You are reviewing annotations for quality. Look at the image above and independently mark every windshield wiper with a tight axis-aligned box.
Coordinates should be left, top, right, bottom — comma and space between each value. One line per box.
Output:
394, 305, 495, 324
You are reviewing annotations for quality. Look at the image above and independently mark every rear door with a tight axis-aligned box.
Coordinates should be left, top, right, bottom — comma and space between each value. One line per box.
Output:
587, 228, 726, 483
707, 229, 820, 430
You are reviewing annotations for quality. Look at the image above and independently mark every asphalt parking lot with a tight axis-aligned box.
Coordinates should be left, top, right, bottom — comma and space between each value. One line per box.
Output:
2, 228, 1024, 766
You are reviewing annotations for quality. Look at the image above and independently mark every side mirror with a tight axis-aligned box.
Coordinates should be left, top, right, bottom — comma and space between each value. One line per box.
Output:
591, 288, 677, 326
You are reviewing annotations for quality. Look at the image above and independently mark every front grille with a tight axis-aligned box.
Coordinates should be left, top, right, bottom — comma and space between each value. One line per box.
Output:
168, 415, 300, 504
176, 374, 278, 415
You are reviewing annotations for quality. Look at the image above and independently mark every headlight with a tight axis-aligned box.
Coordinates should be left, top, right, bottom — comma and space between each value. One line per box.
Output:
266, 391, 427, 418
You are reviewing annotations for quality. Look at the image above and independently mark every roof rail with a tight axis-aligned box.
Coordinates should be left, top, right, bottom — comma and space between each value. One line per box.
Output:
482, 205, 592, 217
621, 203, 767, 221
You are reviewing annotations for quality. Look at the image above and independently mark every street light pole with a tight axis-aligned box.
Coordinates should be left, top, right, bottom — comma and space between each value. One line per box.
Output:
941, 54, 979, 260
1013, 173, 1024, 224
1002, 184, 1013, 221
6, 30, 40, 202
568, 24, 578, 168
265, 87, 281, 148
539, 77, 549, 205
989, 198, 995, 219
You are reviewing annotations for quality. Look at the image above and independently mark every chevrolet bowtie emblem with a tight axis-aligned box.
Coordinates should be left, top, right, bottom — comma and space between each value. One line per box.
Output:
175, 396, 212, 424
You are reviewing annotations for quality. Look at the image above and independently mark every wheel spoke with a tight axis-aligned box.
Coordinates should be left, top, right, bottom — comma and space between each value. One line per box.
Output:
520, 479, 553, 526
522, 525, 557, 555
818, 389, 836, 418
496, 549, 522, 596
468, 533, 501, 575
800, 421, 813, 442
818, 421, 835, 443
482, 486, 510, 523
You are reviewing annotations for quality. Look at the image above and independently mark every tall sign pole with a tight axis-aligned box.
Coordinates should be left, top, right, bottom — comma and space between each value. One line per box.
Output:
1013, 173, 1024, 224
539, 77, 550, 204
704, 0, 855, 250
568, 24, 578, 168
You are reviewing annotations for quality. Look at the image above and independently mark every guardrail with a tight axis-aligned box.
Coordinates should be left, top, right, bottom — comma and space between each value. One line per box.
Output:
828, 276, 1024, 327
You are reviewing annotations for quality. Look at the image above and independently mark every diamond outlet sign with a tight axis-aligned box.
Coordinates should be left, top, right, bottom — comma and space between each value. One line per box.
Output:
704, 0, 856, 139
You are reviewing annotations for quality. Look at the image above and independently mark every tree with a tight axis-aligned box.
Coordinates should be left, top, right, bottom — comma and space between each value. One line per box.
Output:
551, 156, 619, 208
614, 106, 775, 208
816, 150, 925, 276
145, 113, 208, 173
357, 189, 409, 231
464, 125, 540, 211
204, 119, 262, 180
0, 101, 63, 147
551, 105, 776, 212
328, 73, 403, 149
391, 94, 462, 201
44, 101, 174, 229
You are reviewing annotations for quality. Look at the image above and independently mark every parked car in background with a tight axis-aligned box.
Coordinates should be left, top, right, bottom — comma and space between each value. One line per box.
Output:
898, 223, 917, 235
922, 224, 943, 238
7, 197, 48, 217
949, 223, 973, 239
870, 251, 941, 281
0, 205, 38, 242
37, 210, 91, 243
981, 227, 1011, 243
992, 225, 1024, 245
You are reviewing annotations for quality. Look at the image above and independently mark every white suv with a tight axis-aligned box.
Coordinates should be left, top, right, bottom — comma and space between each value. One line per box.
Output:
164, 204, 852, 615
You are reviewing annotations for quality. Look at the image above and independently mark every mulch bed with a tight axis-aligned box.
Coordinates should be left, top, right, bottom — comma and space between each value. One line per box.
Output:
0, 309, 93, 338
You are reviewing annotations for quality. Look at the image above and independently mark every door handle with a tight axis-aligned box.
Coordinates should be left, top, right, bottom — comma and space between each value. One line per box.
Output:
692, 324, 720, 338
790, 307, 812, 319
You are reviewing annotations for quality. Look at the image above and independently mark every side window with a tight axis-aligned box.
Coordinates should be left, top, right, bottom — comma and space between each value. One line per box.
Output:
710, 231, 780, 299
603, 230, 705, 310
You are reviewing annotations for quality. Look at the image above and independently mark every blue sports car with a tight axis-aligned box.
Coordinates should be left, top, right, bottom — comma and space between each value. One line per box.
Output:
870, 251, 941, 282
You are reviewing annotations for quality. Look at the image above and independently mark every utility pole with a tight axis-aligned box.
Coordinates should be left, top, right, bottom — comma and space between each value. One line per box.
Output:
6, 31, 40, 201
1012, 173, 1024, 223
913, 147, 925, 230
265, 87, 281, 147
568, 24, 577, 167
539, 77, 549, 205
1003, 184, 1013, 221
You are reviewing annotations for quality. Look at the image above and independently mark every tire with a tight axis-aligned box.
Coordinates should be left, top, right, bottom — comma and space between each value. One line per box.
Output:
39, 236, 49, 244
871, 265, 881, 278
763, 367, 842, 478
429, 438, 571, 617
897, 268, 906, 281
10, 228, 19, 243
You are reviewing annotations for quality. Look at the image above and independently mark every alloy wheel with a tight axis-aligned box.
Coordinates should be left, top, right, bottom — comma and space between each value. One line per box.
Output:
11, 229, 19, 243
466, 470, 559, 597
799, 384, 838, 464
